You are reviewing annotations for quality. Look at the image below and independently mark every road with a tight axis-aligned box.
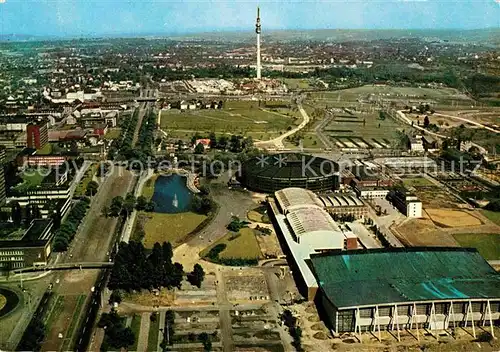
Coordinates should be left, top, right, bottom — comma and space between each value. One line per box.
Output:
395, 110, 488, 154
255, 103, 310, 150
38, 168, 135, 351
173, 174, 256, 269
215, 269, 233, 352
434, 112, 500, 134
314, 111, 334, 149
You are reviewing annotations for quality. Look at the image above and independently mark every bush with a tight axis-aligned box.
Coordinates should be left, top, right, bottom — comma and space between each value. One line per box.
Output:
206, 244, 227, 261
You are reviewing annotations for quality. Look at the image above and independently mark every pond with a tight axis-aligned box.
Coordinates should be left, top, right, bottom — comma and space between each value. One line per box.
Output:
151, 174, 193, 213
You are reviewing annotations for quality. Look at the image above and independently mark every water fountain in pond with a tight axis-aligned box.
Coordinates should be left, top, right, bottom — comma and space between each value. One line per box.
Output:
172, 193, 179, 208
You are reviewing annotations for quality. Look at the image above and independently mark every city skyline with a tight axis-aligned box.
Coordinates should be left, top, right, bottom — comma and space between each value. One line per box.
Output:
0, 0, 499, 38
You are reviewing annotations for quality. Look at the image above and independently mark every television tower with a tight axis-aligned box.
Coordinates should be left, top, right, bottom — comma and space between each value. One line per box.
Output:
255, 6, 262, 80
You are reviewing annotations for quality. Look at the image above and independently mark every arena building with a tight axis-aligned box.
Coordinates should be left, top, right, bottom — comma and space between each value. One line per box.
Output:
310, 248, 500, 339
240, 153, 339, 193
268, 187, 358, 300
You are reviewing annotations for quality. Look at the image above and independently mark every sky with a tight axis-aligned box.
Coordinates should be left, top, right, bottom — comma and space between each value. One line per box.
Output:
0, 0, 499, 37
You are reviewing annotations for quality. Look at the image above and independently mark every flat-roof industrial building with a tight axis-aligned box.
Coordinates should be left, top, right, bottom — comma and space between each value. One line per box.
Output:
309, 248, 500, 339
0, 219, 54, 269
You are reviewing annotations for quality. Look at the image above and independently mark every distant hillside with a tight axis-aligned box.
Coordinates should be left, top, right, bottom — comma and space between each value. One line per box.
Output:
1, 28, 499, 45
166, 28, 500, 45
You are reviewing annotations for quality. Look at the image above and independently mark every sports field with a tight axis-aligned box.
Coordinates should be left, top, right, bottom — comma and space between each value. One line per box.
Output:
453, 233, 500, 260
160, 101, 298, 135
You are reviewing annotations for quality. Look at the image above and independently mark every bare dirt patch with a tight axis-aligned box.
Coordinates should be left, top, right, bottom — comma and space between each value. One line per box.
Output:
394, 218, 458, 247
426, 209, 483, 228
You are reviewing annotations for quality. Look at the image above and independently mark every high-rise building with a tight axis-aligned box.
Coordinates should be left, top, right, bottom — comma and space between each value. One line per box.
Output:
0, 146, 6, 205
255, 7, 262, 80
27, 122, 49, 149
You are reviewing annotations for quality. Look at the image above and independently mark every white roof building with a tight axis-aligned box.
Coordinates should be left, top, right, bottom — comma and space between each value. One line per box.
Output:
269, 187, 358, 300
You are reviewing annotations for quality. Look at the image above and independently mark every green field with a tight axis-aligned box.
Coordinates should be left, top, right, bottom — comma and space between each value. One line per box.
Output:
147, 315, 160, 351
201, 228, 262, 260
14, 168, 48, 191
481, 210, 500, 226
324, 112, 406, 148
284, 132, 324, 149
36, 143, 53, 155
284, 78, 312, 90
160, 101, 298, 135
453, 233, 500, 260
141, 174, 159, 201
104, 128, 121, 140
402, 177, 435, 187
136, 211, 207, 248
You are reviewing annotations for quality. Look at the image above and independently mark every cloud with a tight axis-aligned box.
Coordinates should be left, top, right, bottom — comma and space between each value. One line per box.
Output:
0, 0, 6, 4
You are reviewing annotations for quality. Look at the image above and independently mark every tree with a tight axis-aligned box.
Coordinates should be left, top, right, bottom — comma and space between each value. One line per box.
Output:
109, 196, 124, 217
194, 143, 205, 154
209, 132, 217, 148
86, 180, 99, 196
423, 115, 430, 128
136, 196, 148, 211
109, 290, 123, 305
145, 201, 155, 212
199, 332, 212, 351
123, 194, 136, 218
187, 264, 205, 288
217, 136, 228, 150
11, 201, 22, 226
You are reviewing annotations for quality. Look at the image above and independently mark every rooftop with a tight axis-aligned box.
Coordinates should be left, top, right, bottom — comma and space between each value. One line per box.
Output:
275, 187, 323, 213
310, 247, 500, 309
0, 219, 53, 248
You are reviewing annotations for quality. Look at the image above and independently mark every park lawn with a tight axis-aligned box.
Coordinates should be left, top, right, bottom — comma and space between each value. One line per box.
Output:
104, 128, 121, 140
284, 133, 324, 149
36, 143, 53, 155
160, 102, 297, 135
0, 294, 5, 311
453, 233, 500, 260
14, 168, 48, 191
129, 314, 142, 351
481, 210, 500, 226
141, 174, 159, 201
247, 206, 270, 224
284, 78, 311, 90
201, 228, 262, 260
140, 211, 207, 248
147, 315, 160, 351
402, 177, 434, 187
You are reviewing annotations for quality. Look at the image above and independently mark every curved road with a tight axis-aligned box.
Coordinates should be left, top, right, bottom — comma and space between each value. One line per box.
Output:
255, 103, 310, 150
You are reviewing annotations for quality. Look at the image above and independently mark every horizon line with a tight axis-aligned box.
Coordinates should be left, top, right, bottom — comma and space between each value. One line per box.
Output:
2, 26, 500, 43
